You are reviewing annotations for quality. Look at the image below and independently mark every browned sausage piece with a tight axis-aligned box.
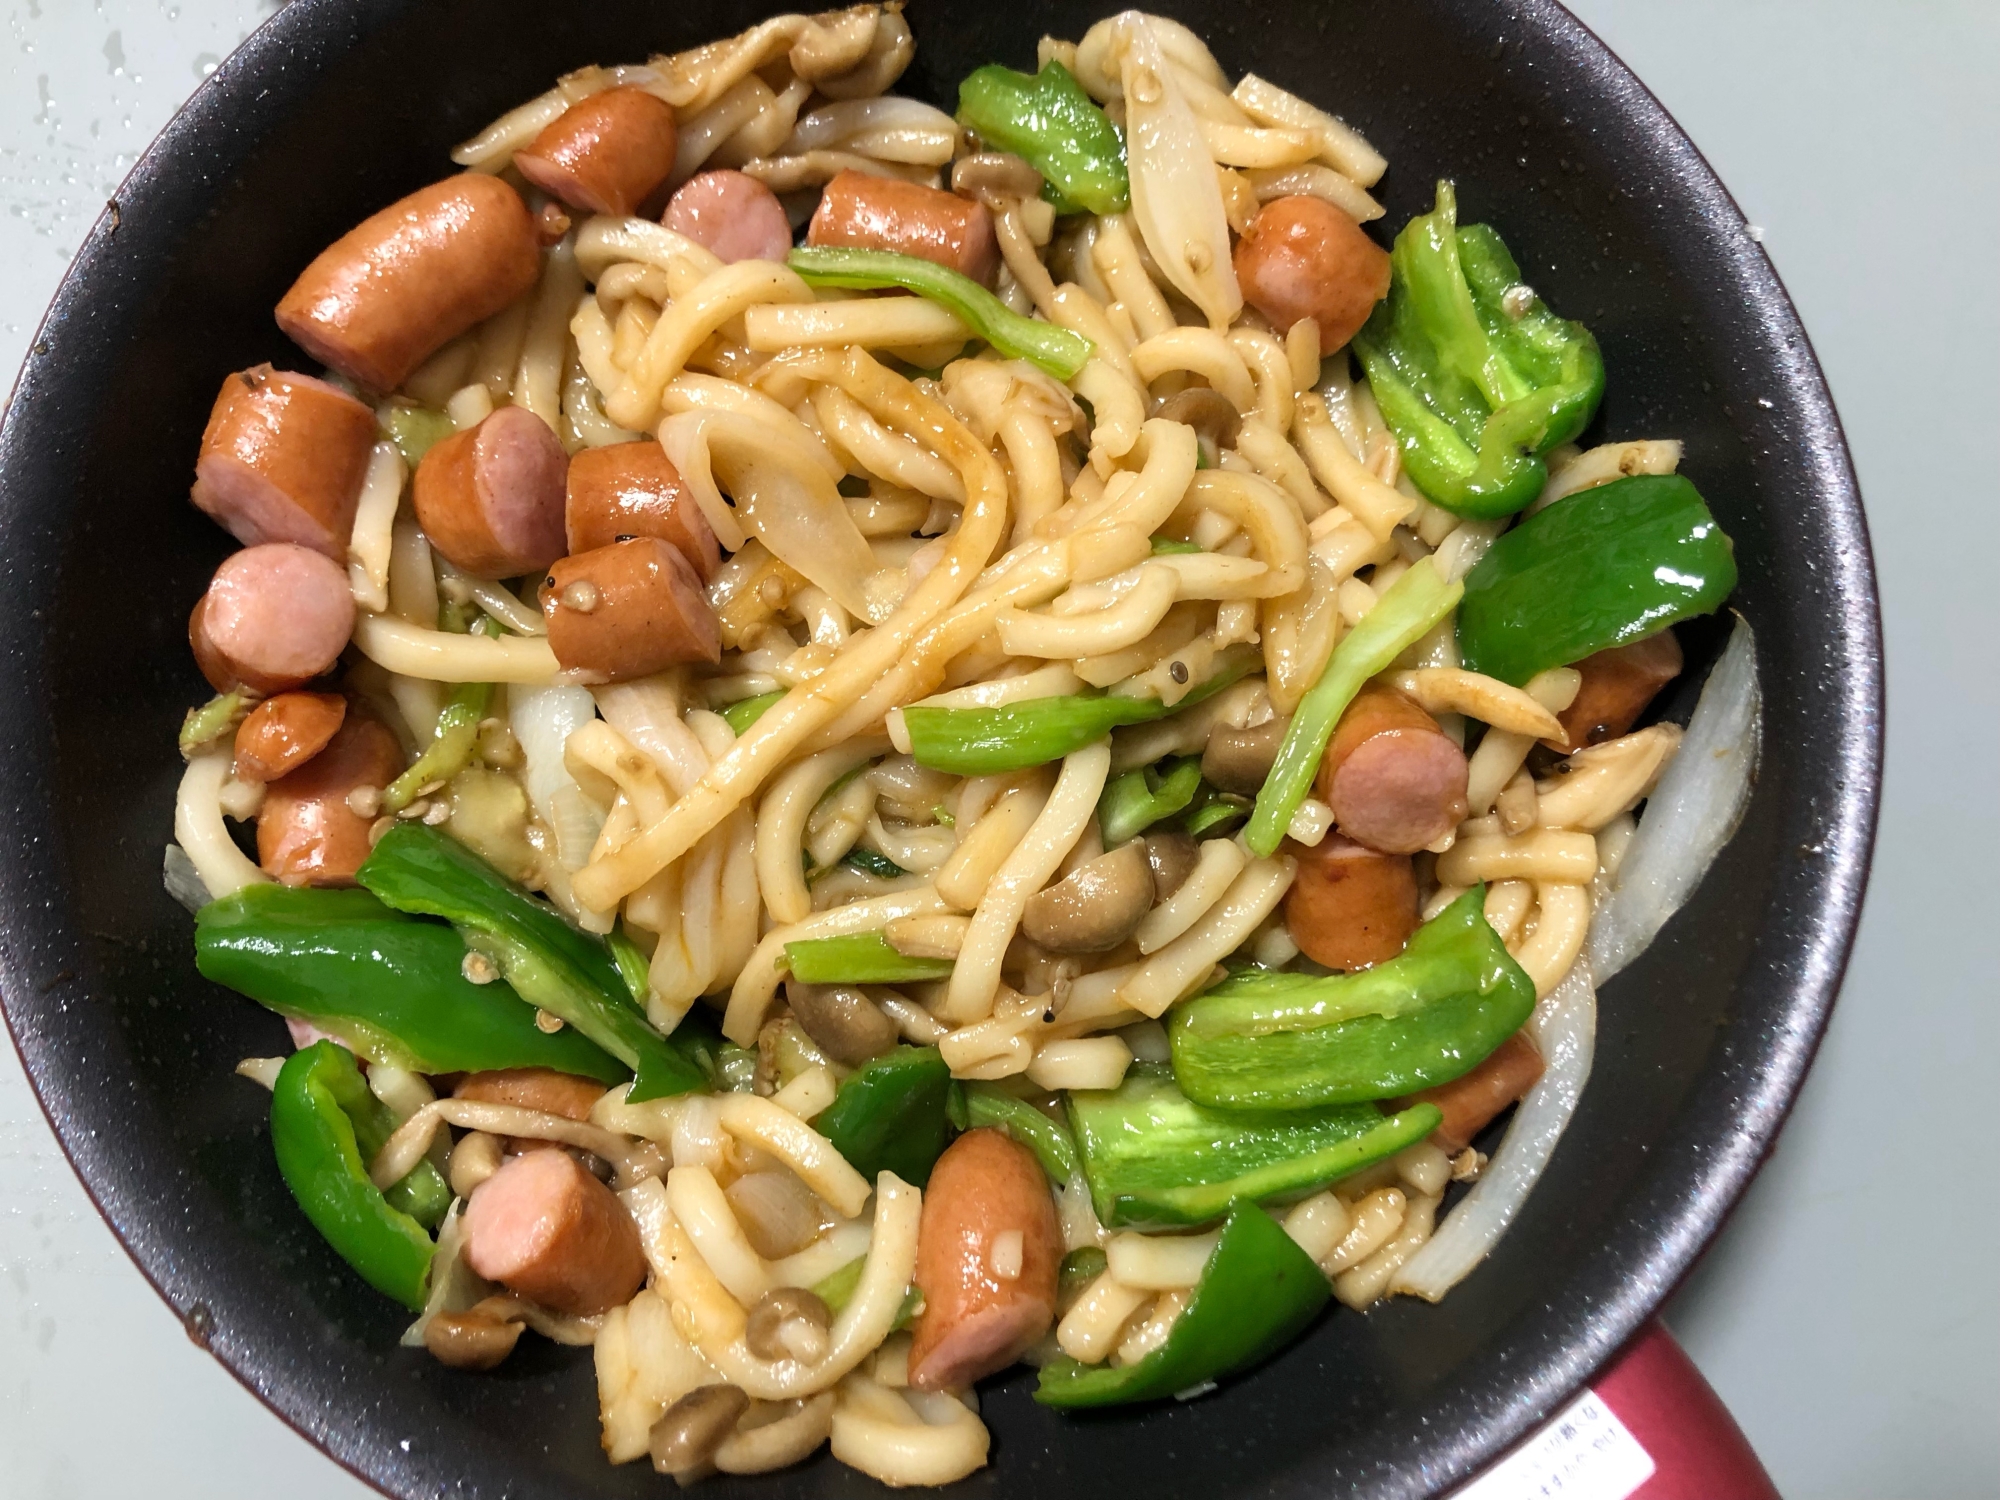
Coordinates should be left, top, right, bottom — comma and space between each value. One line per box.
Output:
663, 169, 794, 265
460, 1148, 647, 1316
806, 169, 999, 286
257, 713, 403, 886
564, 440, 721, 578
1400, 1030, 1545, 1154
1546, 631, 1684, 752
275, 174, 541, 392
542, 538, 720, 682
907, 1128, 1061, 1392
1232, 196, 1391, 351
513, 87, 679, 218
412, 405, 570, 579
190, 543, 356, 695
190, 365, 378, 559
454, 1067, 607, 1122
1315, 683, 1469, 855
1283, 833, 1419, 971
233, 691, 347, 783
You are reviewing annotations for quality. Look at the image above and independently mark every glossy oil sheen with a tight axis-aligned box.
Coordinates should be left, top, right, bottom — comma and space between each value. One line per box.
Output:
0, 2, 1881, 1497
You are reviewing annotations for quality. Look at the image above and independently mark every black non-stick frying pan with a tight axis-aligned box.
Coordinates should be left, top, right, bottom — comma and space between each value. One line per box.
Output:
0, 2, 1881, 1496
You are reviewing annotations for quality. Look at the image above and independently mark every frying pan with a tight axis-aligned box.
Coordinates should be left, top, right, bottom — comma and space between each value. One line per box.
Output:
0, 1, 1881, 1496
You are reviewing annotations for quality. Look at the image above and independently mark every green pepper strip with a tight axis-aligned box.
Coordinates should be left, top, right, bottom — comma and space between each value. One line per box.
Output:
1149, 535, 1204, 555
955, 60, 1130, 215
788, 247, 1093, 381
1247, 562, 1462, 855
270, 1042, 444, 1310
197, 885, 630, 1082
720, 690, 786, 736
902, 646, 1256, 776
606, 924, 652, 1009
383, 679, 492, 813
816, 1046, 956, 1187
1098, 756, 1202, 847
1035, 1199, 1329, 1407
1169, 888, 1537, 1110
379, 400, 456, 469
1067, 1063, 1439, 1227
963, 1083, 1080, 1185
812, 1257, 925, 1329
180, 690, 250, 758
784, 931, 953, 985
1456, 473, 1737, 685
357, 822, 706, 1102
840, 847, 908, 880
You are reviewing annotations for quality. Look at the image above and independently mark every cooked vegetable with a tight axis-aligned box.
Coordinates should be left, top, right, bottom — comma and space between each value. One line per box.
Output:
954, 61, 1129, 214
356, 822, 705, 1101
1353, 181, 1604, 518
269, 1040, 446, 1310
839, 847, 908, 880
1098, 756, 1201, 846
962, 1082, 1080, 1184
1020, 842, 1154, 954
179, 689, 251, 758
606, 923, 651, 1007
816, 1045, 956, 1186
1455, 474, 1737, 686
384, 679, 493, 814
196, 885, 629, 1081
379, 399, 456, 468
719, 690, 785, 735
1066, 1063, 1439, 1227
1247, 560, 1462, 856
1035, 1199, 1328, 1407
1168, 887, 1537, 1109
784, 931, 953, 984
788, 246, 1093, 380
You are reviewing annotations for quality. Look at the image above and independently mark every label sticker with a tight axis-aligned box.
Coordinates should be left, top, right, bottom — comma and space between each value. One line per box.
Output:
1451, 1388, 1656, 1500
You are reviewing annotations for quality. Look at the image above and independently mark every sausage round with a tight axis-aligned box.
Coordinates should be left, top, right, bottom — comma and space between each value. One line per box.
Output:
1548, 630, 1683, 752
190, 543, 356, 695
1401, 1030, 1545, 1154
461, 1147, 647, 1316
454, 1068, 608, 1123
663, 169, 794, 265
1316, 683, 1469, 854
907, 1128, 1061, 1392
513, 87, 679, 218
541, 538, 720, 682
233, 691, 347, 783
275, 174, 541, 392
564, 440, 721, 578
1283, 833, 1419, 971
256, 713, 403, 886
191, 365, 378, 559
412, 405, 570, 579
806, 169, 998, 285
1232, 196, 1391, 351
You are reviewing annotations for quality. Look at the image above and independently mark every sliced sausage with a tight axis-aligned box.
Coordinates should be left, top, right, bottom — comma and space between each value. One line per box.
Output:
806, 169, 998, 286
1233, 196, 1391, 351
454, 1067, 608, 1122
190, 543, 356, 695
275, 174, 541, 392
1316, 683, 1469, 855
513, 87, 679, 217
257, 713, 403, 886
461, 1147, 647, 1316
1283, 832, 1419, 971
412, 405, 570, 579
907, 1128, 1061, 1392
190, 365, 378, 558
1400, 1030, 1545, 1154
1547, 631, 1683, 752
541, 538, 720, 682
663, 169, 794, 265
233, 691, 347, 783
564, 439, 721, 578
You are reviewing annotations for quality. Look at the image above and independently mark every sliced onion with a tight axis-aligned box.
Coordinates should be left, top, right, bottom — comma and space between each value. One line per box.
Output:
163, 842, 212, 915
782, 97, 959, 165
1391, 958, 1597, 1301
1586, 615, 1761, 982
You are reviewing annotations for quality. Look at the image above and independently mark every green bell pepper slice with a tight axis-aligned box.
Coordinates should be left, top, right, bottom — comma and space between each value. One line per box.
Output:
963, 1083, 1080, 1185
788, 247, 1093, 380
357, 822, 706, 1102
720, 690, 786, 736
1353, 181, 1604, 518
1067, 1063, 1439, 1228
383, 679, 493, 814
179, 690, 251, 758
379, 400, 455, 469
783, 931, 953, 985
1169, 887, 1536, 1109
1247, 560, 1462, 856
955, 60, 1129, 215
196, 885, 629, 1082
269, 1041, 445, 1310
1456, 472, 1738, 685
816, 1046, 955, 1187
1035, 1198, 1330, 1407
812, 1258, 925, 1328
1098, 756, 1202, 847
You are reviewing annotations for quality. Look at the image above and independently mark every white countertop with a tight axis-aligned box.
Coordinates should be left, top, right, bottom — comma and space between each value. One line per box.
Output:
2, 4, 1994, 1497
